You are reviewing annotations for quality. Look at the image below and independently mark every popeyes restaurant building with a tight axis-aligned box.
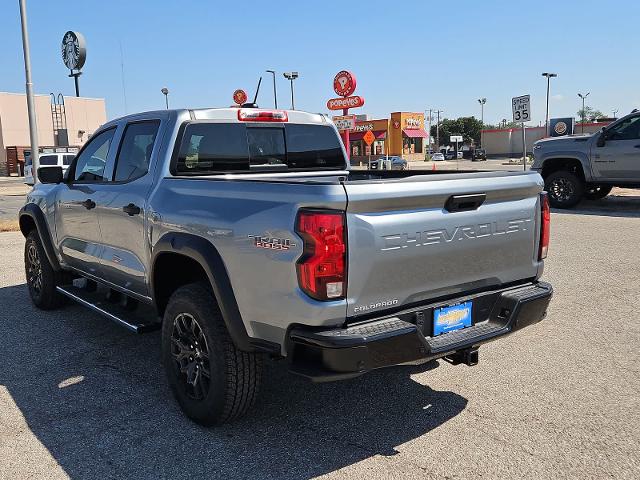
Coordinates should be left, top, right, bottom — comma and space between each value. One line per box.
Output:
348, 112, 428, 164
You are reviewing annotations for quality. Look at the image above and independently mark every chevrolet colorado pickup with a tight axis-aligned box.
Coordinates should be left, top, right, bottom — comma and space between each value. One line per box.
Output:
532, 109, 640, 208
20, 107, 553, 425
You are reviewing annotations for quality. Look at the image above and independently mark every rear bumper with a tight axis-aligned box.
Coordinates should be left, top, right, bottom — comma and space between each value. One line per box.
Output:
288, 281, 552, 382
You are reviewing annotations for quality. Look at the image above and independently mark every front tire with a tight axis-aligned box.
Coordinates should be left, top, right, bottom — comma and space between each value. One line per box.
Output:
545, 170, 584, 208
161, 282, 262, 426
24, 230, 65, 310
584, 185, 613, 200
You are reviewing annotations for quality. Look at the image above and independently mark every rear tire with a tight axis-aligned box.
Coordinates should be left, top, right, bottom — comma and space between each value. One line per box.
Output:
24, 230, 65, 310
161, 282, 262, 426
544, 170, 584, 208
584, 185, 613, 200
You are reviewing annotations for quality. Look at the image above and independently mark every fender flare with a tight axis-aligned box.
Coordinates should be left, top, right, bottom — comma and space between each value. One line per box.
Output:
540, 153, 592, 182
19, 203, 62, 272
151, 232, 277, 354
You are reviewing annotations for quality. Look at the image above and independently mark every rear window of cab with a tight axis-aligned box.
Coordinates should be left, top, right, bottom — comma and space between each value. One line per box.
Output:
173, 123, 346, 174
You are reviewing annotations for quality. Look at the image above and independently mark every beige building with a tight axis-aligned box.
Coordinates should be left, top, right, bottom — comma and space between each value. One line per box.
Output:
0, 92, 107, 175
481, 121, 612, 157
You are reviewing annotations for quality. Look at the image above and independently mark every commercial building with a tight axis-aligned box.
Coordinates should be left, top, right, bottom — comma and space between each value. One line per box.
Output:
481, 121, 612, 157
348, 112, 428, 164
0, 92, 107, 175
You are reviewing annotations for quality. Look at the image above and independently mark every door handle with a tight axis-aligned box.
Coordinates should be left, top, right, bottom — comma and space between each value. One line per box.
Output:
81, 199, 96, 210
445, 193, 486, 213
122, 203, 141, 216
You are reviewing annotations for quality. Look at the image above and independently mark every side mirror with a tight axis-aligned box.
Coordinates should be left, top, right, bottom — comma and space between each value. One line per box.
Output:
37, 166, 63, 184
596, 128, 607, 147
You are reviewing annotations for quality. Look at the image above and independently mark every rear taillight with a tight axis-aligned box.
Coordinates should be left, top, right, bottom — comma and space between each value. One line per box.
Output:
237, 109, 288, 122
295, 210, 346, 301
539, 192, 550, 260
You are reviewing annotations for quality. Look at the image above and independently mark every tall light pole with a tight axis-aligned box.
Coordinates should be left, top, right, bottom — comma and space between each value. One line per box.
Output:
542, 72, 557, 137
477, 98, 486, 147
612, 109, 618, 119
578, 92, 590, 133
283, 72, 298, 110
161, 87, 169, 109
18, 0, 39, 182
266, 70, 278, 108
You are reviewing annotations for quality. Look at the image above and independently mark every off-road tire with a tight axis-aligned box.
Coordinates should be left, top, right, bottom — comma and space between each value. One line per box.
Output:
584, 185, 613, 200
161, 282, 262, 426
545, 170, 584, 208
24, 230, 66, 310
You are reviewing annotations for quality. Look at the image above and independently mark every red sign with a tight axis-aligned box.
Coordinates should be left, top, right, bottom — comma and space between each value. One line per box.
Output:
233, 89, 248, 105
327, 95, 365, 110
333, 70, 357, 97
363, 130, 375, 146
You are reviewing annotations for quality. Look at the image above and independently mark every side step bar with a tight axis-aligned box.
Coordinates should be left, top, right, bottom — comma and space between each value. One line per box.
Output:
56, 285, 161, 334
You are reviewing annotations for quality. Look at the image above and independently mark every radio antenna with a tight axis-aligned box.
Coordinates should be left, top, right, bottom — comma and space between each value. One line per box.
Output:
252, 76, 262, 105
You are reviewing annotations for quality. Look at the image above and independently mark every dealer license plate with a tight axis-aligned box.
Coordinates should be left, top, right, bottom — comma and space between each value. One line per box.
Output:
433, 301, 472, 336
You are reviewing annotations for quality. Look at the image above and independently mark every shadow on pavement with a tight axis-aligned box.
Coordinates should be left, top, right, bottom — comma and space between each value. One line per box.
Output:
552, 193, 640, 218
0, 283, 467, 479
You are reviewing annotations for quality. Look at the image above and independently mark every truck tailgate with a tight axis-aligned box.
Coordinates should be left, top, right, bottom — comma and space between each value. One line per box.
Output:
344, 172, 544, 317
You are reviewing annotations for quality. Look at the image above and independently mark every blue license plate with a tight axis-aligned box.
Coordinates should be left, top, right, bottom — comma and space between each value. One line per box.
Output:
433, 301, 472, 336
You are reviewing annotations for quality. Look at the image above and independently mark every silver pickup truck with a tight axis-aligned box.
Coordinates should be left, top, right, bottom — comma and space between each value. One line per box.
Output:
532, 109, 640, 208
19, 107, 552, 425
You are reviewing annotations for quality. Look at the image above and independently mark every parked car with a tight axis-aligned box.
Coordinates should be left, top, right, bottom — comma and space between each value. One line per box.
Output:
444, 151, 456, 160
20, 107, 553, 425
24, 152, 75, 185
532, 109, 640, 207
389, 156, 407, 170
431, 152, 445, 161
369, 156, 406, 170
473, 149, 487, 161
456, 151, 463, 159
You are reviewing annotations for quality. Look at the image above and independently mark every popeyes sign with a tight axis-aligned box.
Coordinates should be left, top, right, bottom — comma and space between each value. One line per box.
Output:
327, 95, 365, 110
327, 70, 365, 111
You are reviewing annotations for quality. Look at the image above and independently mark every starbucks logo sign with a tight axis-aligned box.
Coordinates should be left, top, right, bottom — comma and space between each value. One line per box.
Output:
61, 31, 86, 70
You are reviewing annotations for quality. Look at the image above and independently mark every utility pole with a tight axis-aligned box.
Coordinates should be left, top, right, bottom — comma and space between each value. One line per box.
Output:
542, 73, 557, 137
432, 109, 443, 152
19, 0, 39, 183
266, 70, 278, 108
427, 109, 432, 154
578, 92, 590, 133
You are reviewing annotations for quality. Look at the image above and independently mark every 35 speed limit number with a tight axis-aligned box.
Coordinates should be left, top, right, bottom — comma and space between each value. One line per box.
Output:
512, 95, 531, 123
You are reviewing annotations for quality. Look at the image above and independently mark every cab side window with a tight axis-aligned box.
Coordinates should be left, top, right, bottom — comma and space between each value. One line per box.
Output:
39, 155, 58, 166
113, 121, 160, 182
609, 115, 640, 141
74, 128, 116, 182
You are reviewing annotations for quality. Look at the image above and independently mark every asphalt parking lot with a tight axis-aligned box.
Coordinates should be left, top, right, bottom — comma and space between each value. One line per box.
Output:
0, 197, 639, 479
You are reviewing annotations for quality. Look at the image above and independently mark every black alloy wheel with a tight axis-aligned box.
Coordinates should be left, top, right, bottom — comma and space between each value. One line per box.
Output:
584, 185, 613, 200
170, 312, 211, 401
544, 170, 584, 208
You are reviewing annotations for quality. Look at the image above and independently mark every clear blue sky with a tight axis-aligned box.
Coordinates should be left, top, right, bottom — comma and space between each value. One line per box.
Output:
2, 0, 639, 125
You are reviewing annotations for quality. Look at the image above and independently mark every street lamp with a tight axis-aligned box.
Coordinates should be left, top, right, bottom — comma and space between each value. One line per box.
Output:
578, 92, 590, 133
19, 0, 39, 183
161, 87, 169, 109
477, 98, 486, 147
283, 71, 299, 110
265, 70, 278, 108
542, 73, 558, 136
612, 109, 618, 119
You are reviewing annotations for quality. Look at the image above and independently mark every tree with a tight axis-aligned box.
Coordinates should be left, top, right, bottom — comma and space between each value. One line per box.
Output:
577, 106, 605, 122
429, 116, 483, 146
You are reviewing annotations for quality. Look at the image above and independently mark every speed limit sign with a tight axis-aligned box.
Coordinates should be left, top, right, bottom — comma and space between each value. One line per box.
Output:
512, 95, 531, 123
